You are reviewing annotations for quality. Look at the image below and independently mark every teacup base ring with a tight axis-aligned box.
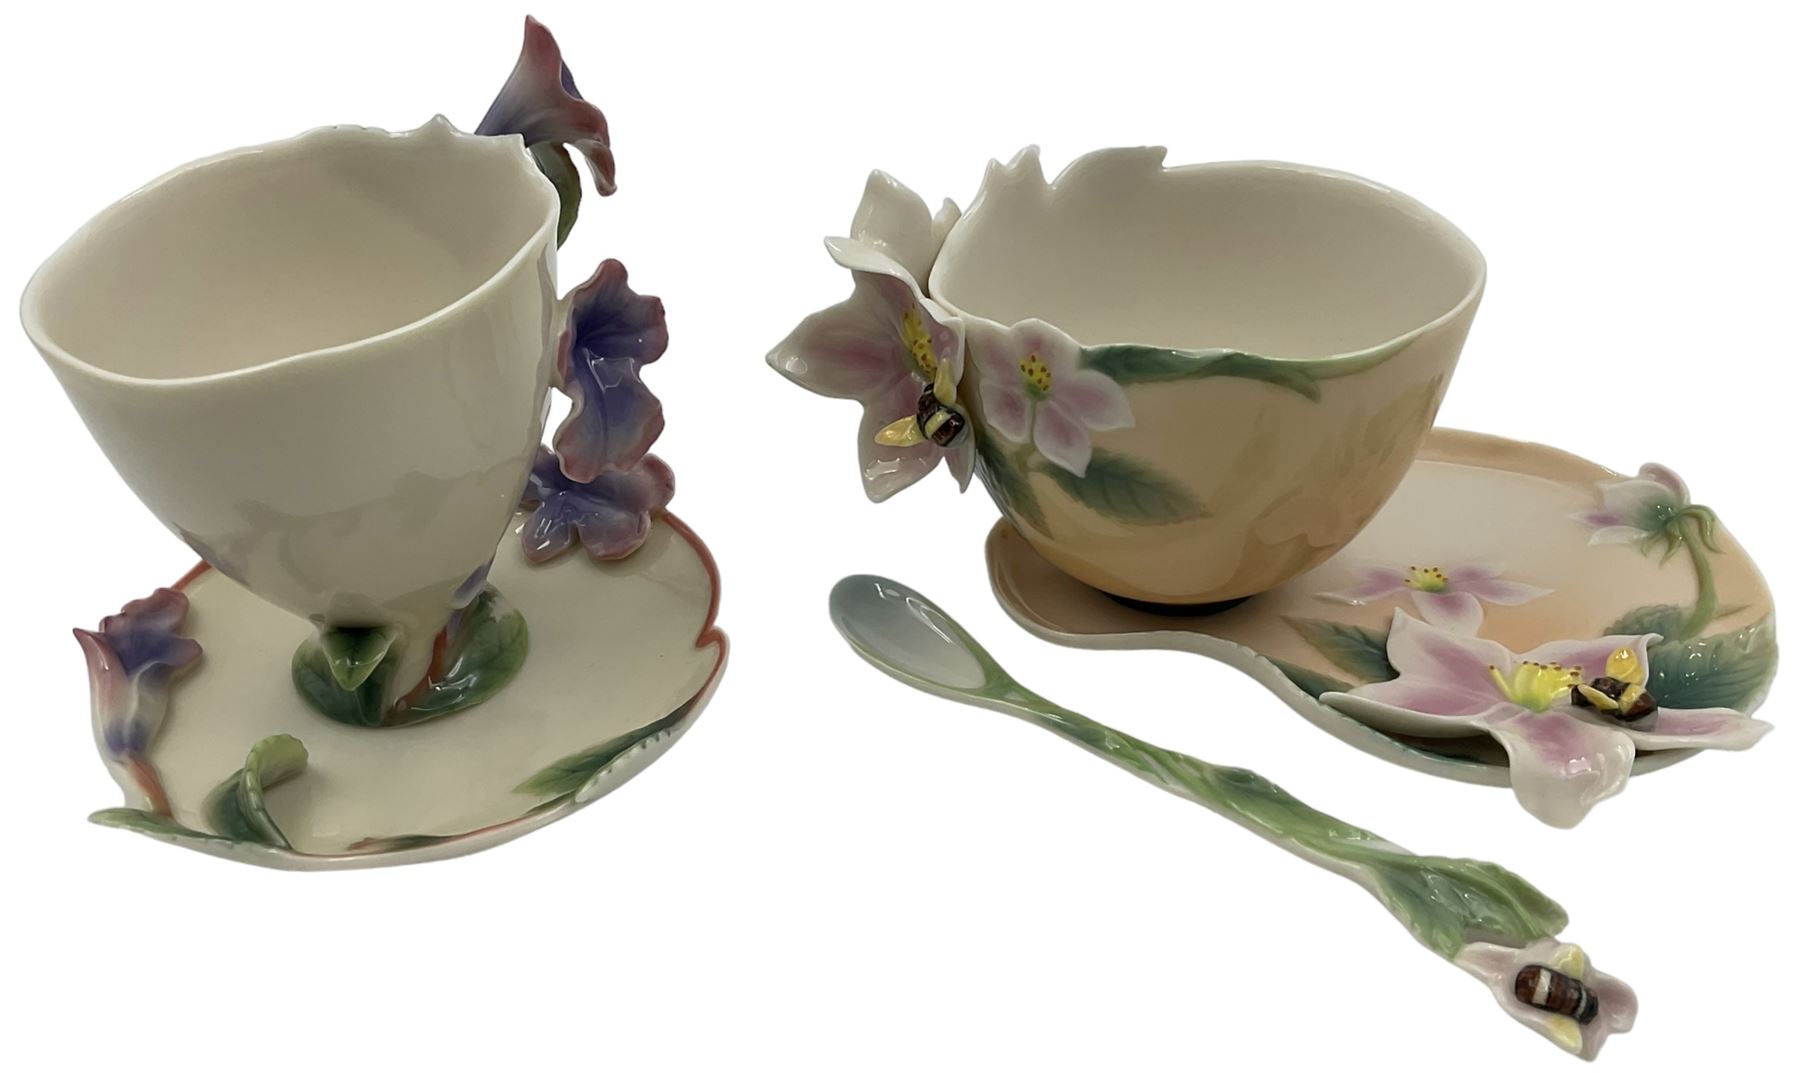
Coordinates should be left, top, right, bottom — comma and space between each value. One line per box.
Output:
1103, 592, 1254, 618
291, 587, 531, 729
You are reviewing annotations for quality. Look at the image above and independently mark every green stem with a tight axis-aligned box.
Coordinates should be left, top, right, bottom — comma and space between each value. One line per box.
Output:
983, 681, 1563, 960
1678, 514, 1718, 641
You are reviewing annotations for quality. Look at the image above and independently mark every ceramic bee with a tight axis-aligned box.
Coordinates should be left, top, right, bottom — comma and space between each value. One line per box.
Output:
1514, 964, 1600, 1025
1569, 646, 1658, 725
914, 384, 969, 448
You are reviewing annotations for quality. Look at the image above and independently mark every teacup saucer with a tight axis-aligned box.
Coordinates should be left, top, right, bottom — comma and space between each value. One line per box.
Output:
87, 514, 726, 869
989, 429, 1776, 823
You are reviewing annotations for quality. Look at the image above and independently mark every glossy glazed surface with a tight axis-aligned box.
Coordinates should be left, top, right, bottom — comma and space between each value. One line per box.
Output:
23, 118, 563, 698
934, 149, 1486, 603
989, 429, 1775, 822
88, 515, 726, 869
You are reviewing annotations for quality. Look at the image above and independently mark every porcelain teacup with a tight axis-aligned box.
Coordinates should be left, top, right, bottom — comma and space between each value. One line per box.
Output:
932, 148, 1486, 606
23, 117, 562, 700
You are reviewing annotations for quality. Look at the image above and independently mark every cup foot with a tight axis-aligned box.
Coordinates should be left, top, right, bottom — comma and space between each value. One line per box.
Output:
1102, 591, 1254, 617
291, 586, 529, 728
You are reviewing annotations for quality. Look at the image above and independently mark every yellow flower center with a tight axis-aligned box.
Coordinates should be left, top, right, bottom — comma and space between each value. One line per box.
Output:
1488, 660, 1584, 712
1019, 351, 1053, 396
902, 307, 938, 380
1404, 565, 1449, 593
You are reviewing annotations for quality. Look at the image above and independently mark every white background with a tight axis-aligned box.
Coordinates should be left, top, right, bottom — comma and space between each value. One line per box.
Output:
2, 1, 1793, 1068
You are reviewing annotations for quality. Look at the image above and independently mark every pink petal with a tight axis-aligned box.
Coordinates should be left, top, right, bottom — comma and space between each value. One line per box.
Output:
1052, 368, 1134, 430
1033, 400, 1094, 476
1587, 524, 1649, 546
1323, 688, 1505, 735
1454, 575, 1552, 606
1012, 318, 1083, 375
1412, 590, 1485, 634
1638, 462, 1689, 503
981, 384, 1032, 444
857, 375, 940, 502
849, 170, 938, 283
1481, 710, 1636, 827
945, 438, 975, 492
1621, 707, 1773, 751
1383, 610, 1517, 691
1521, 634, 1654, 683
767, 275, 908, 401
1319, 565, 1409, 604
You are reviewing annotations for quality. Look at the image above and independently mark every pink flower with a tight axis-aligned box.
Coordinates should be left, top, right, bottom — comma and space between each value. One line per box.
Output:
1321, 561, 1549, 634
1323, 612, 1772, 826
767, 173, 973, 502
476, 17, 616, 196
1456, 939, 1637, 1060
965, 318, 1132, 477
1570, 463, 1705, 550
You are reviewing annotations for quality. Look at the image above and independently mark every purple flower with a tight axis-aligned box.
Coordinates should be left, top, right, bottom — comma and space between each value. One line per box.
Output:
1321, 561, 1549, 634
1456, 939, 1637, 1060
768, 172, 973, 502
965, 317, 1133, 477
476, 17, 615, 196
1571, 463, 1715, 553
519, 446, 674, 564
551, 259, 669, 483
1323, 612, 1772, 826
74, 588, 202, 813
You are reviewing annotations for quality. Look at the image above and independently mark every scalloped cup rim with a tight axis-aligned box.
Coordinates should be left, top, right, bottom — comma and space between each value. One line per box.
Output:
928, 147, 1488, 367
20, 115, 560, 390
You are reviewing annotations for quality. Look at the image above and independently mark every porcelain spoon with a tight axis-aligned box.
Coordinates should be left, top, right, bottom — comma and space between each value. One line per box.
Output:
828, 574, 1638, 1060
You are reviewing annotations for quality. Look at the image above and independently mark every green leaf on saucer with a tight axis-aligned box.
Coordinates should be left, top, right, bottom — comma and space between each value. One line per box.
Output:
90, 807, 224, 843
1645, 618, 1777, 712
1346, 851, 1569, 960
319, 624, 401, 691
515, 701, 696, 800
1039, 449, 1207, 525
531, 142, 582, 246
203, 734, 309, 848
1603, 604, 1688, 639
975, 435, 1049, 534
401, 592, 530, 720
293, 639, 391, 726
1284, 618, 1398, 683
1082, 345, 1323, 401
1268, 658, 1352, 701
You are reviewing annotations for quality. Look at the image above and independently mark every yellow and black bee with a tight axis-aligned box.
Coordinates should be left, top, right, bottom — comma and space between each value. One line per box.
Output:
1569, 646, 1658, 725
1514, 964, 1600, 1025
914, 384, 968, 448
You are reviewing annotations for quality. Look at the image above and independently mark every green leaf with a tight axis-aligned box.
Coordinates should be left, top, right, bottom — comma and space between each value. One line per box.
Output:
293, 638, 391, 726
203, 735, 309, 848
1082, 345, 1323, 400
1268, 658, 1352, 701
90, 807, 224, 843
319, 624, 400, 691
1284, 618, 1398, 683
515, 701, 696, 799
975, 434, 1050, 534
1039, 449, 1207, 525
1603, 604, 1688, 638
530, 142, 582, 246
1646, 618, 1778, 712
1348, 851, 1570, 960
402, 592, 530, 719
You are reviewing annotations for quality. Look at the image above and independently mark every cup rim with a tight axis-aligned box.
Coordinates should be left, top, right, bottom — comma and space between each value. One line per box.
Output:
20, 115, 560, 391
929, 147, 1488, 369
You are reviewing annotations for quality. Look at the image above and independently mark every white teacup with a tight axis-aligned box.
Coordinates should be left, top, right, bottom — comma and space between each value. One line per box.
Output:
23, 117, 561, 698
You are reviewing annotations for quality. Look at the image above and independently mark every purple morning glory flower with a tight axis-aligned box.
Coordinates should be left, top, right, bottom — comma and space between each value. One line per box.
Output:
74, 588, 203, 814
476, 16, 616, 196
551, 259, 669, 483
520, 446, 675, 564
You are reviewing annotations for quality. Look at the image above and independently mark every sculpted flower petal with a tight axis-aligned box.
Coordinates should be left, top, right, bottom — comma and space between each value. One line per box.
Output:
1032, 401, 1095, 477
858, 374, 943, 502
1382, 610, 1516, 690
519, 447, 673, 563
1320, 566, 1410, 604
1481, 709, 1636, 827
1453, 574, 1552, 605
1456, 938, 1637, 1060
552, 261, 669, 482
1323, 686, 1506, 734
1637, 462, 1689, 502
1411, 589, 1484, 634
767, 277, 912, 401
1521, 634, 1652, 683
1052, 367, 1134, 430
1585, 523, 1650, 547
1620, 707, 1773, 751
476, 17, 616, 195
849, 171, 951, 284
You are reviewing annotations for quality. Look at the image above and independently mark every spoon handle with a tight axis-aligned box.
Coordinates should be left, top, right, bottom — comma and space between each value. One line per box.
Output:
996, 685, 1566, 963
